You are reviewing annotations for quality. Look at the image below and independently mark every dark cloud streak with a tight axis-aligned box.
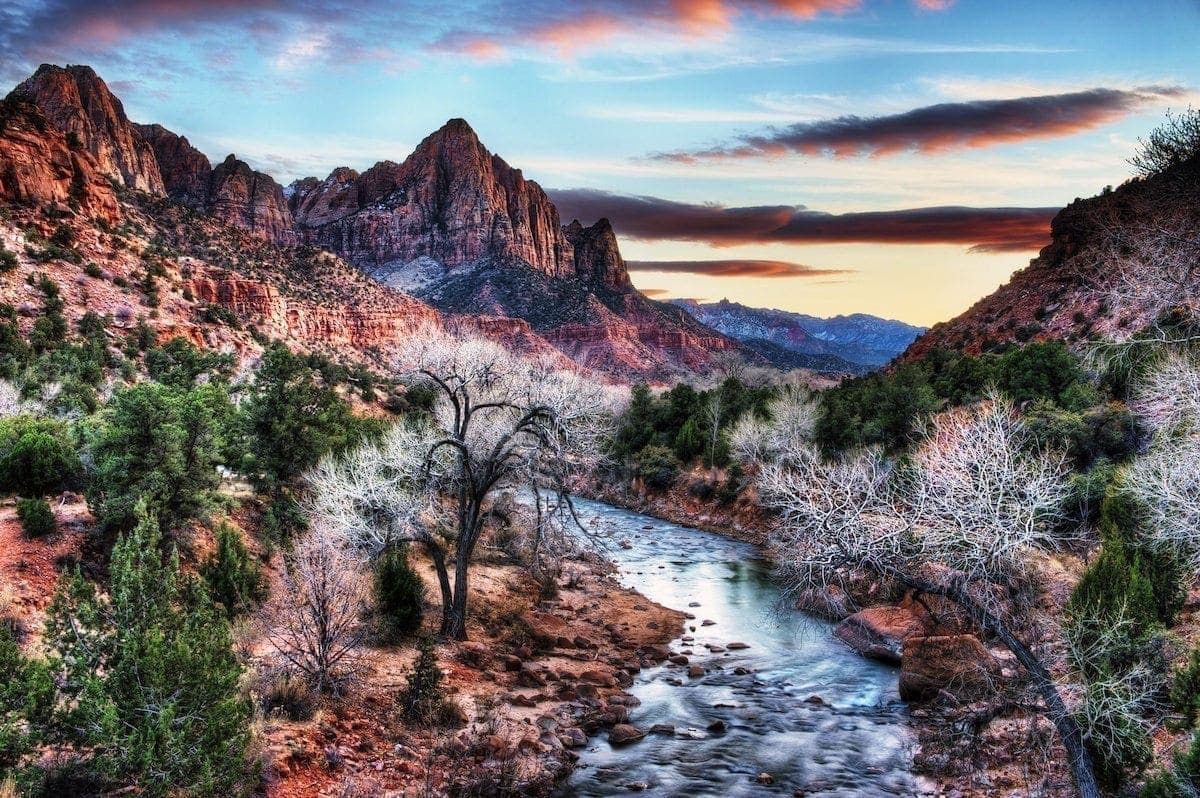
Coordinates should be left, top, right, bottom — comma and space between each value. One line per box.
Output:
627, 259, 852, 278
550, 188, 1056, 252
655, 87, 1186, 161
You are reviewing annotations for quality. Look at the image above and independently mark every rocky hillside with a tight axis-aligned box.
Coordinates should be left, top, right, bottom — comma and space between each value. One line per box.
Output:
673, 298, 924, 371
902, 153, 1200, 360
3, 64, 754, 380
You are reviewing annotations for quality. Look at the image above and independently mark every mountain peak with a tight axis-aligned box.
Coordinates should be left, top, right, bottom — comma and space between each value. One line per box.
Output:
11, 62, 164, 193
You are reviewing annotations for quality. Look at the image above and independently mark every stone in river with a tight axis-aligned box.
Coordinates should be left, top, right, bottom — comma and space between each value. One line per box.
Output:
609, 724, 646, 745
727, 642, 750, 650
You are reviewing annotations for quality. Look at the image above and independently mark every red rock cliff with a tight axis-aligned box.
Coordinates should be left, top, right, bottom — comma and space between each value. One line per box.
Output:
10, 64, 164, 194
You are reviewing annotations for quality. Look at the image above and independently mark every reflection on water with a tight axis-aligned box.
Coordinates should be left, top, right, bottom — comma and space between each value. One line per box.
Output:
562, 499, 915, 797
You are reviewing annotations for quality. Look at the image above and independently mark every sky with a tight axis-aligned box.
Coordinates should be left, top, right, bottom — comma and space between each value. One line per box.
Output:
0, 0, 1196, 325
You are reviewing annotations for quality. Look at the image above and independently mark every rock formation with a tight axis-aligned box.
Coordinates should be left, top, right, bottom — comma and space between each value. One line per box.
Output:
134, 123, 212, 208
208, 155, 296, 246
10, 64, 163, 194
3, 65, 750, 379
0, 96, 120, 221
292, 120, 576, 278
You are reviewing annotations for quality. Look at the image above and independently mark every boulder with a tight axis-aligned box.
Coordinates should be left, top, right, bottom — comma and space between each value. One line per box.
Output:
608, 724, 645, 745
834, 605, 926, 663
522, 610, 570, 649
899, 634, 1001, 702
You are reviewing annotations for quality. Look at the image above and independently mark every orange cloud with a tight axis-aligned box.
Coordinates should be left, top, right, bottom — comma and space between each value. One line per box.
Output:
437, 0, 866, 60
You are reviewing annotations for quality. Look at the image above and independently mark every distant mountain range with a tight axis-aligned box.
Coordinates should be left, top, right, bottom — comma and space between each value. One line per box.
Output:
672, 299, 925, 373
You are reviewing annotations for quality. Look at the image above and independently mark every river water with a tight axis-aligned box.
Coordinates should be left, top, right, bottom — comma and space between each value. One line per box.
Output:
561, 499, 916, 797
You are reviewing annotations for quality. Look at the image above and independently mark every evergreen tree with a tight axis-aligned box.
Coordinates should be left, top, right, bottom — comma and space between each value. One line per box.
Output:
201, 523, 265, 617
45, 515, 252, 796
399, 635, 446, 724
0, 624, 53, 786
88, 382, 232, 534
375, 544, 425, 641
242, 343, 358, 492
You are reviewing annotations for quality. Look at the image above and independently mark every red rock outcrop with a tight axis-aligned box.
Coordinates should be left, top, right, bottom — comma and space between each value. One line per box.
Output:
208, 155, 296, 246
0, 97, 119, 221
563, 218, 632, 290
901, 154, 1200, 361
10, 64, 163, 194
134, 123, 212, 208
187, 270, 438, 350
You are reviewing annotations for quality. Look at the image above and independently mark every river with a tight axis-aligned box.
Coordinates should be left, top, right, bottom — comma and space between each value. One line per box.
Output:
561, 498, 916, 797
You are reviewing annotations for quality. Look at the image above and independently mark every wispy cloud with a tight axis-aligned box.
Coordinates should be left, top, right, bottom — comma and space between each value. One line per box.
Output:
550, 188, 1056, 252
652, 86, 1186, 161
627, 259, 852, 278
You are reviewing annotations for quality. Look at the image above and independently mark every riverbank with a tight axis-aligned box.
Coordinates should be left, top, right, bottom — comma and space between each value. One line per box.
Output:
251, 543, 688, 797
579, 469, 770, 547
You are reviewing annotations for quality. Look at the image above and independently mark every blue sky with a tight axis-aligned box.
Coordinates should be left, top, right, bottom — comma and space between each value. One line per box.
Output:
1, 0, 1196, 324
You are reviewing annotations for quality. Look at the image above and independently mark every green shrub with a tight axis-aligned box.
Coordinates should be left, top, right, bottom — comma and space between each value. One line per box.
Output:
0, 246, 16, 272
375, 545, 425, 642
0, 416, 80, 496
1077, 671, 1153, 791
87, 382, 232, 534
16, 497, 55, 538
1172, 646, 1200, 727
0, 622, 54, 781
260, 492, 307, 545
201, 523, 264, 617
632, 444, 679, 490
1140, 731, 1200, 797
398, 636, 450, 725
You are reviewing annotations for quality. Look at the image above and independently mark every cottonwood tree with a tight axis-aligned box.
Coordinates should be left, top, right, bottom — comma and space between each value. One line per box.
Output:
264, 524, 369, 694
308, 327, 613, 640
744, 395, 1102, 798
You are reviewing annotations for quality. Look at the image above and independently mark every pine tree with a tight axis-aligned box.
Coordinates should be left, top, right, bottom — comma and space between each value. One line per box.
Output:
399, 636, 446, 724
46, 515, 253, 796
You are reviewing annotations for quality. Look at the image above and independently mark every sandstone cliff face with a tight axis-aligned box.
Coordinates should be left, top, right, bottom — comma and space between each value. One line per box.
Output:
209, 155, 296, 246
134, 123, 212, 208
294, 119, 577, 278
0, 97, 119, 221
10, 64, 164, 194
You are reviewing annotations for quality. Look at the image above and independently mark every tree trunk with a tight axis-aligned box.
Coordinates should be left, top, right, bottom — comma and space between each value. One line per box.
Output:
907, 575, 1101, 798
446, 551, 470, 641
426, 543, 454, 637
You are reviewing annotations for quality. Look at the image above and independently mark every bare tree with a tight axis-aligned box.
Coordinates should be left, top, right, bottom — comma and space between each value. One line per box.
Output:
703, 391, 723, 472
1121, 353, 1200, 572
1129, 107, 1200, 178
264, 524, 369, 694
310, 328, 614, 640
746, 396, 1101, 798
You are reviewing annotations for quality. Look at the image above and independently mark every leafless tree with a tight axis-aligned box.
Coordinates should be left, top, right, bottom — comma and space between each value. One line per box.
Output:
1129, 107, 1200, 178
745, 396, 1101, 797
1120, 353, 1200, 572
264, 524, 369, 694
309, 327, 614, 640
703, 392, 724, 472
